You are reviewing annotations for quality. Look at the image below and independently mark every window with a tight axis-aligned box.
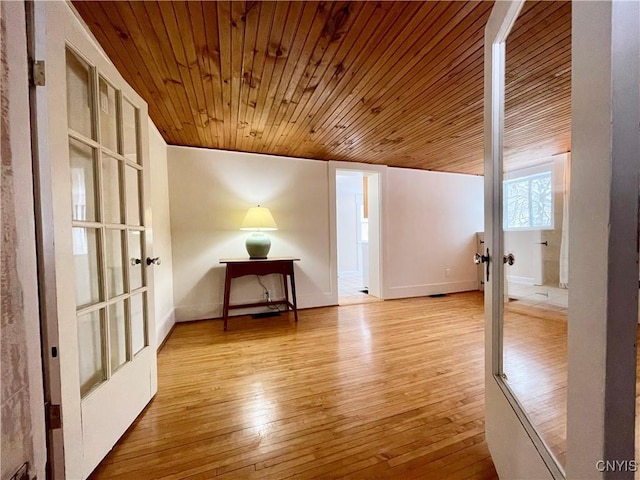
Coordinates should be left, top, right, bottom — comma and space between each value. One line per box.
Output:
504, 171, 553, 230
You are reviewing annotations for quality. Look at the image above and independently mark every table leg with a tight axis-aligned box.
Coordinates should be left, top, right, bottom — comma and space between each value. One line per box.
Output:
290, 267, 298, 323
283, 273, 290, 312
223, 267, 232, 331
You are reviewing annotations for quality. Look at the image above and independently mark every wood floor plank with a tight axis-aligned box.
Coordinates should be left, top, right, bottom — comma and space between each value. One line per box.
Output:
89, 292, 499, 479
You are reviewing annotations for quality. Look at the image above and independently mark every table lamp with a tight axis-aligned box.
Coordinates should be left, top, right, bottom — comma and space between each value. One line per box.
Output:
240, 205, 278, 258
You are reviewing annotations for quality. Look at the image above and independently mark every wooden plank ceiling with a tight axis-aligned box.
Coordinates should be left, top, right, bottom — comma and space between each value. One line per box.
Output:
72, 1, 570, 175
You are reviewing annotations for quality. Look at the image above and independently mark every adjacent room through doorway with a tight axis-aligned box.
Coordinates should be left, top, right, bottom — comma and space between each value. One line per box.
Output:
335, 170, 381, 306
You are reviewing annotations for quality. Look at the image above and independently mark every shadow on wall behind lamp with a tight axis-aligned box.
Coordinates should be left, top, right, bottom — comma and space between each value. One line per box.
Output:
240, 205, 278, 259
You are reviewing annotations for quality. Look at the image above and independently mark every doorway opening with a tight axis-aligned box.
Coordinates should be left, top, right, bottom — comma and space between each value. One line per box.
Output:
335, 170, 382, 306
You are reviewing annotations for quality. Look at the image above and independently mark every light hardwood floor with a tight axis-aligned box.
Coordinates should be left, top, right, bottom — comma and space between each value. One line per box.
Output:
503, 302, 567, 467
90, 292, 497, 479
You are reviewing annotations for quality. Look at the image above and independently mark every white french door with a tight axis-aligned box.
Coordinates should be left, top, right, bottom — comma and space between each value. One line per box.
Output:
483, 1, 640, 479
482, 1, 562, 478
33, 3, 157, 478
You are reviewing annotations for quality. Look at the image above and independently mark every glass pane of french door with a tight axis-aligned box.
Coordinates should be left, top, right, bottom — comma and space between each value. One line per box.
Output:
501, 2, 570, 466
69, 138, 97, 222
128, 230, 143, 290
122, 98, 138, 163
105, 229, 125, 298
102, 154, 122, 224
65, 49, 94, 139
73, 227, 100, 307
130, 293, 146, 355
98, 76, 118, 153
66, 47, 148, 397
125, 165, 141, 226
77, 309, 104, 396
108, 301, 128, 372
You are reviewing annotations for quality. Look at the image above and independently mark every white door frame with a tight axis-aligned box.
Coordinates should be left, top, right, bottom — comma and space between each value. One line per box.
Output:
28, 1, 66, 477
566, 1, 639, 477
328, 161, 386, 304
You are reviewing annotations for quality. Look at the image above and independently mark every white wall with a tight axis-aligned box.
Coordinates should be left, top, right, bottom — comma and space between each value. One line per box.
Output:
167, 146, 334, 321
336, 172, 362, 274
149, 122, 175, 345
167, 148, 484, 320
384, 168, 484, 299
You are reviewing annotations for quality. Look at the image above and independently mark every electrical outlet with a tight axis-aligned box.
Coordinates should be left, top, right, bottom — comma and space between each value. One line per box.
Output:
445, 268, 451, 277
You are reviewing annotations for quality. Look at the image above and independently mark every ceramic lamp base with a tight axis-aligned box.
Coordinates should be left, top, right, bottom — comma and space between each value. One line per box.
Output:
246, 232, 271, 259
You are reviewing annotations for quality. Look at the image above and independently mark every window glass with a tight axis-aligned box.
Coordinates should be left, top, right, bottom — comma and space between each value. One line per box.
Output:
504, 171, 553, 230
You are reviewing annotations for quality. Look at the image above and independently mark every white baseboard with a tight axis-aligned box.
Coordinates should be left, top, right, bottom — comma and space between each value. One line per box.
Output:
384, 280, 478, 300
174, 292, 337, 322
297, 291, 338, 309
507, 275, 536, 285
156, 308, 175, 347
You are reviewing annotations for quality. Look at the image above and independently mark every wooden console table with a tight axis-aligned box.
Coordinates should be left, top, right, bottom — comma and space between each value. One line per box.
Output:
220, 257, 300, 331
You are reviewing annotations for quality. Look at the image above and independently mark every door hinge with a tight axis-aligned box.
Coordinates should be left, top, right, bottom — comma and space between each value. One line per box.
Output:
30, 59, 46, 86
46, 403, 62, 430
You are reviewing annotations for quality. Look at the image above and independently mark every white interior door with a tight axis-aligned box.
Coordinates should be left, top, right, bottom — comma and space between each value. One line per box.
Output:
482, 1, 562, 478
33, 3, 157, 478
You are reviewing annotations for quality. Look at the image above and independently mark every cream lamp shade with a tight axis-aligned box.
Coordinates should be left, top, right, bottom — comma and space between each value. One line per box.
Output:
240, 206, 278, 231
240, 206, 277, 258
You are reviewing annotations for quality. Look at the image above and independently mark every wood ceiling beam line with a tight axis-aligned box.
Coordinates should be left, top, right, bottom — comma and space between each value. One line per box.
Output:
188, 1, 221, 147
78, 3, 180, 135
265, 1, 410, 154
229, 0, 248, 151
275, 2, 419, 150
254, 1, 331, 153
314, 45, 482, 158
216, 1, 234, 148
328, 1, 568, 165
201, 1, 225, 147
316, 2, 492, 159
98, 2, 181, 134
376, 4, 568, 169
141, 0, 201, 143
172, 0, 215, 147
326, 33, 488, 160
507, 1, 568, 47
280, 1, 463, 155
301, 53, 485, 164
251, 1, 329, 151
244, 1, 293, 152
234, 0, 264, 150
248, 1, 340, 153
261, 1, 369, 154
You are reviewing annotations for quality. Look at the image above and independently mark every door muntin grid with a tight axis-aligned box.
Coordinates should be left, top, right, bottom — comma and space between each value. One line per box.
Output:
66, 47, 148, 398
